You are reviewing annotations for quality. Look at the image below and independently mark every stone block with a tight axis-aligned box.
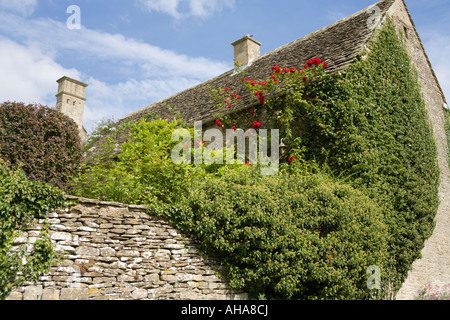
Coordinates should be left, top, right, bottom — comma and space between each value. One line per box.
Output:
50, 232, 72, 242
160, 274, 176, 283
117, 250, 140, 257
60, 287, 89, 300
5, 291, 23, 300
131, 288, 148, 300
23, 285, 43, 300
110, 261, 127, 269
76, 246, 100, 256
144, 273, 160, 283
78, 226, 96, 232
42, 288, 60, 300
100, 247, 116, 257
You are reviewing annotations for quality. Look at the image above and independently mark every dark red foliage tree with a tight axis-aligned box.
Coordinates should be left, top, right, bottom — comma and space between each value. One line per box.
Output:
0, 101, 82, 190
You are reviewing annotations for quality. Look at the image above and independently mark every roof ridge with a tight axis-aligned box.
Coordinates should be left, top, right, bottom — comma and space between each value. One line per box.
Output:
256, 0, 395, 63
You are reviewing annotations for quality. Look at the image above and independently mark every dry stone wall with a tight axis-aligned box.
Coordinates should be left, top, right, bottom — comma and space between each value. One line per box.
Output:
6, 196, 247, 300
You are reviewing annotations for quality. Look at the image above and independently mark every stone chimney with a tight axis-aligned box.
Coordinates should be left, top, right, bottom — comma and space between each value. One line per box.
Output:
56, 76, 88, 141
231, 35, 261, 67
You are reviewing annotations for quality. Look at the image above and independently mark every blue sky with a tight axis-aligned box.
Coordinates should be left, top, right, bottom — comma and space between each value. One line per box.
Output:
0, 0, 449, 133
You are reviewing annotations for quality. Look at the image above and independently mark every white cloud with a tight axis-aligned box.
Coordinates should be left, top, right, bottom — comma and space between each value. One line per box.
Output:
0, 11, 229, 80
138, 0, 181, 19
189, 0, 234, 18
0, 11, 231, 133
82, 76, 201, 131
138, 0, 234, 19
0, 36, 80, 106
0, 0, 38, 17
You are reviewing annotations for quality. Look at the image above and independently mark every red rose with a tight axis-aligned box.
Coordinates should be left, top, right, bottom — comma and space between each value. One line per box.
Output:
290, 68, 297, 73
307, 60, 313, 67
259, 96, 265, 104
250, 110, 255, 115
288, 156, 295, 163
322, 62, 328, 68
272, 66, 281, 73
228, 104, 233, 108
232, 126, 236, 130
302, 77, 307, 82
303, 64, 309, 69
224, 87, 229, 91
224, 99, 228, 103
253, 121, 261, 129
312, 57, 321, 65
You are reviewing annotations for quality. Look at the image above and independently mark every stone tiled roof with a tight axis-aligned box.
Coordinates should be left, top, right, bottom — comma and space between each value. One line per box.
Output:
123, 0, 396, 125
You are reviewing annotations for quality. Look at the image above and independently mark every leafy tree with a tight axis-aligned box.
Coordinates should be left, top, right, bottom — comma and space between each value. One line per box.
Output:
0, 101, 82, 190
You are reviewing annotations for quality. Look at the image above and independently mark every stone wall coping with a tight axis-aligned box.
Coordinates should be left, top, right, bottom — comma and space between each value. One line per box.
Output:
64, 195, 148, 210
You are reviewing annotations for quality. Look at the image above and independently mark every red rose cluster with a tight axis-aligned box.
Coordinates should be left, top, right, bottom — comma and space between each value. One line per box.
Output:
253, 120, 262, 129
254, 90, 265, 104
214, 57, 327, 142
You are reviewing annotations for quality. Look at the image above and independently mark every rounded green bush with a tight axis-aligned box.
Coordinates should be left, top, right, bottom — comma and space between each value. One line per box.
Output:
164, 166, 389, 299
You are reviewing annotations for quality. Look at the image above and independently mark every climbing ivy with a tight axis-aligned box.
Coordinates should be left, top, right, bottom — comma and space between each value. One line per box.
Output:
0, 159, 67, 299
234, 19, 440, 296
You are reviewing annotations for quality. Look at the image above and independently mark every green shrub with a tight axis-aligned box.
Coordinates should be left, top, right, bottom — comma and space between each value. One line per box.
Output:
0, 101, 83, 190
72, 117, 206, 205
444, 109, 450, 164
0, 159, 67, 299
159, 166, 388, 299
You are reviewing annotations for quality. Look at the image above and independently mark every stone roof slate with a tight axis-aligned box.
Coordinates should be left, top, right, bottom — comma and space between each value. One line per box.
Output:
122, 0, 396, 125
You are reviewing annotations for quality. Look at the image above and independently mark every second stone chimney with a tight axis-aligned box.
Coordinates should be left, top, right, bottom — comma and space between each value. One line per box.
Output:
232, 35, 261, 67
56, 76, 88, 141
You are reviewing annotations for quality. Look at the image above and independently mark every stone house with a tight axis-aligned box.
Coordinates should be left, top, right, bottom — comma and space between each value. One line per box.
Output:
10, 0, 448, 300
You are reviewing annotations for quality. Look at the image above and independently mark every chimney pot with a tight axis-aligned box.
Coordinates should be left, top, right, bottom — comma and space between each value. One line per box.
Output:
55, 76, 88, 141
232, 35, 261, 67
